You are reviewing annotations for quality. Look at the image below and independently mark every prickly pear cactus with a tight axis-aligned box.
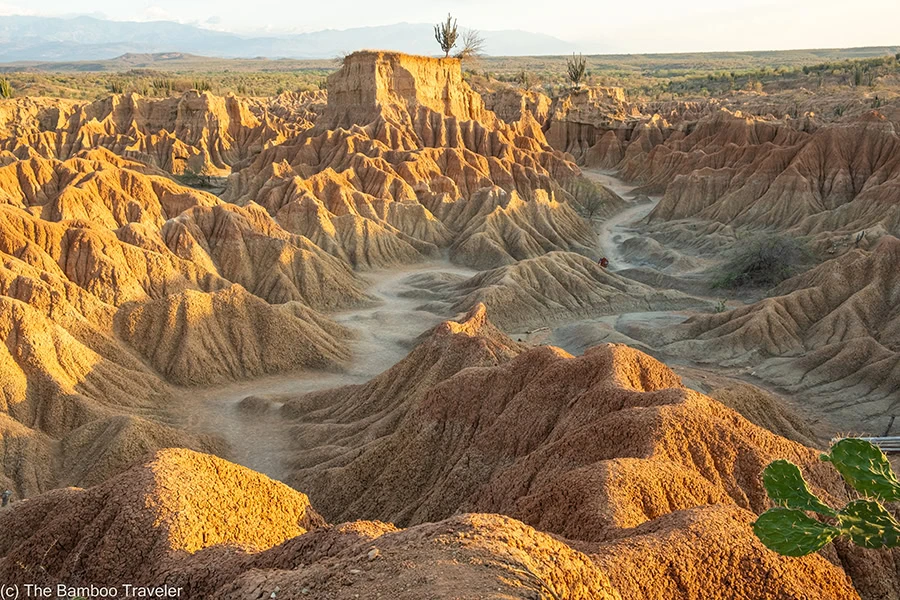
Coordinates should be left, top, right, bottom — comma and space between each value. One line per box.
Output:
753, 508, 841, 556
837, 499, 900, 549
753, 438, 900, 556
762, 459, 836, 515
822, 438, 900, 501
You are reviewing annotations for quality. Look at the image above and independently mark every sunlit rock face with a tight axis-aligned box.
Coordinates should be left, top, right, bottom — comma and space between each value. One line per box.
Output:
224, 50, 604, 270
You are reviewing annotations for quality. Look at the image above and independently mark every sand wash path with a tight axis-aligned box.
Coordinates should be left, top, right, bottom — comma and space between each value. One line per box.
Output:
514, 170, 697, 352
169, 261, 477, 480
170, 172, 697, 482
583, 169, 659, 271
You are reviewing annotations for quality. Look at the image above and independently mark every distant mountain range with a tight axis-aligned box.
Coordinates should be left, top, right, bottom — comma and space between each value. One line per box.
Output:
0, 16, 578, 61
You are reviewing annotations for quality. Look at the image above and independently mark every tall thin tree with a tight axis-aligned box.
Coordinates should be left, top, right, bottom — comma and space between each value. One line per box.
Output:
434, 14, 459, 58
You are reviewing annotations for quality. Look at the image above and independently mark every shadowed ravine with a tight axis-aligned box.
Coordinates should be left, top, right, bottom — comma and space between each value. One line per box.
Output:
169, 172, 703, 481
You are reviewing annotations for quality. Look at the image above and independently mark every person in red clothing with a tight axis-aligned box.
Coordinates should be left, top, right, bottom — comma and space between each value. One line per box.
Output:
599, 257, 609, 268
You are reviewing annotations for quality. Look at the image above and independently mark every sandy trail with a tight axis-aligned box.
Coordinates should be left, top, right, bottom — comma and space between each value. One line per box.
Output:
583, 169, 659, 271
170, 261, 476, 480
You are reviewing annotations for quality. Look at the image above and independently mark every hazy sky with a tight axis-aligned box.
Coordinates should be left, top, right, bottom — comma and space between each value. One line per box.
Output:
0, 0, 896, 53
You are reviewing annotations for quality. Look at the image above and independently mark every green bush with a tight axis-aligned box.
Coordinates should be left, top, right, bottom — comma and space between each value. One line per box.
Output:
713, 234, 810, 289
151, 77, 174, 95
0, 78, 11, 99
754, 439, 900, 556
107, 79, 126, 94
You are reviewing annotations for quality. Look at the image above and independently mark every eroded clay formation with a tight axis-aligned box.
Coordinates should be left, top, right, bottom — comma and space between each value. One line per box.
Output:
1, 50, 899, 599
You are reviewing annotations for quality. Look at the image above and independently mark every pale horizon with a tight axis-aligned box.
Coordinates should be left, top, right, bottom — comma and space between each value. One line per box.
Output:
0, 0, 897, 55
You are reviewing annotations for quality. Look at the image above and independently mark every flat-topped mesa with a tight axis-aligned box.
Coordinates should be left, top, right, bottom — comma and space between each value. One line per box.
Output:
322, 50, 500, 129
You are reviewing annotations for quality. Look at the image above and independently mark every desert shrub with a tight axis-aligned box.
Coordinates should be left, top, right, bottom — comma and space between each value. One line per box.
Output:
713, 234, 810, 289
580, 194, 606, 220
152, 77, 174, 95
565, 177, 609, 219
455, 29, 485, 62
516, 70, 532, 89
107, 79, 126, 94
0, 78, 11, 98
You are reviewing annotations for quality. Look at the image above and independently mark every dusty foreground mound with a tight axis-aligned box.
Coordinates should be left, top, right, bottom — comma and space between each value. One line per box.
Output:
0, 447, 861, 600
0, 150, 370, 498
273, 306, 896, 599
224, 51, 609, 269
641, 235, 900, 435
399, 251, 707, 330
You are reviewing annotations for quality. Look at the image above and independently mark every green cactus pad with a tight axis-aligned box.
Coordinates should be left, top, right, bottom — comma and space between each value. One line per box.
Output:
837, 499, 900, 549
822, 438, 900, 501
762, 459, 836, 515
753, 508, 841, 557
